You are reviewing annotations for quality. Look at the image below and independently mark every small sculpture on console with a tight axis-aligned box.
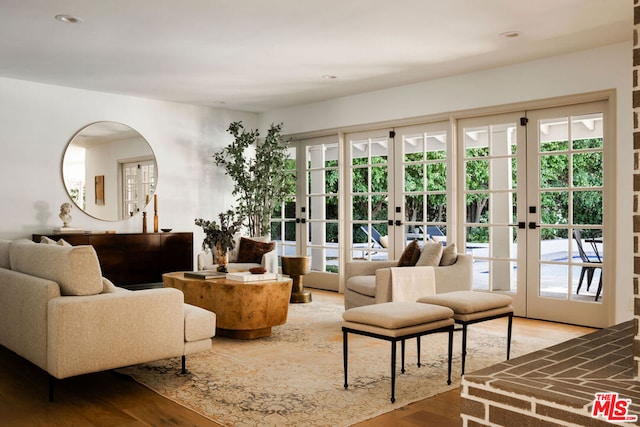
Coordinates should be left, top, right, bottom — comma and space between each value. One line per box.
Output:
59, 202, 73, 228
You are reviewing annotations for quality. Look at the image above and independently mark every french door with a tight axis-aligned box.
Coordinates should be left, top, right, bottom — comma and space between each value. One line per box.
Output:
271, 136, 341, 291
458, 100, 610, 327
346, 122, 451, 261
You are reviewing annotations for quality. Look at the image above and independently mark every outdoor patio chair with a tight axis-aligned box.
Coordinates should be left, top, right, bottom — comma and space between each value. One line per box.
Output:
361, 225, 386, 249
573, 229, 603, 301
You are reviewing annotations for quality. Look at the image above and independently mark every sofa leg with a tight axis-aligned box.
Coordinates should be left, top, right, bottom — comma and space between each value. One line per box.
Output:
181, 355, 187, 374
49, 376, 55, 402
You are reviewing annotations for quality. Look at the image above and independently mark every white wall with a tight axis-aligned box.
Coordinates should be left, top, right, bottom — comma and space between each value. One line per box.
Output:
262, 42, 634, 325
0, 77, 257, 257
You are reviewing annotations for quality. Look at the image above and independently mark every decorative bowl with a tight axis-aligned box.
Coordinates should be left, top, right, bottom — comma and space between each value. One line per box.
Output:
161, 228, 173, 232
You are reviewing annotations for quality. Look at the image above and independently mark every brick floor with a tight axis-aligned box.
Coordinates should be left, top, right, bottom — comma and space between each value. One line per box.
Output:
461, 321, 640, 426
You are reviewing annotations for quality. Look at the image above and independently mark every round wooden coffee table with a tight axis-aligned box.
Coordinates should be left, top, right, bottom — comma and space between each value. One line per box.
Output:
163, 272, 293, 339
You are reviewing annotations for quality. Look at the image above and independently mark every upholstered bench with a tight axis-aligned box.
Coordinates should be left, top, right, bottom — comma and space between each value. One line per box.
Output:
417, 291, 513, 375
342, 302, 454, 403
182, 303, 217, 374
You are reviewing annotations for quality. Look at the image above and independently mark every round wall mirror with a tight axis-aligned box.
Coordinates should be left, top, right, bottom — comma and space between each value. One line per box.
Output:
62, 121, 157, 221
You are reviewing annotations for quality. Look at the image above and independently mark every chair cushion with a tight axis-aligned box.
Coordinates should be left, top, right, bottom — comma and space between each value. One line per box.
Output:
236, 237, 275, 264
416, 240, 443, 266
346, 275, 376, 297
397, 240, 421, 267
417, 291, 513, 314
343, 301, 453, 329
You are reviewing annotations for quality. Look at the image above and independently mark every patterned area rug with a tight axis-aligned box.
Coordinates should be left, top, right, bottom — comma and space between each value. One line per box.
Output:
118, 292, 560, 427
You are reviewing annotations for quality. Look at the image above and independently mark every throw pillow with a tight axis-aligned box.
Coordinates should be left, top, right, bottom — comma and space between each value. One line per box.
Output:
416, 240, 443, 266
397, 240, 421, 267
40, 236, 57, 245
57, 238, 72, 247
101, 277, 119, 293
236, 237, 276, 264
440, 243, 458, 266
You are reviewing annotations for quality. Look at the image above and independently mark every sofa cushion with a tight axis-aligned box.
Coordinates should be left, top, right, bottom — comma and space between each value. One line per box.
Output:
416, 240, 443, 266
0, 239, 10, 269
183, 304, 216, 342
236, 237, 275, 264
10, 240, 103, 296
346, 275, 376, 297
397, 240, 421, 267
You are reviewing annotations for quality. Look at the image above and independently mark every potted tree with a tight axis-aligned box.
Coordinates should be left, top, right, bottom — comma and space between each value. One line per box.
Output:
213, 121, 291, 237
194, 209, 244, 272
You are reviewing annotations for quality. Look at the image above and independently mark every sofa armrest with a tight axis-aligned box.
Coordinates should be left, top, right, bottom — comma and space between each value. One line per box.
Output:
262, 246, 278, 274
345, 260, 398, 280
433, 253, 473, 293
374, 268, 392, 303
47, 288, 185, 379
0, 268, 60, 371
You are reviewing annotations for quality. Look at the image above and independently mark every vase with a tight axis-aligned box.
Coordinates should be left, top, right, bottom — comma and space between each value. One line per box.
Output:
216, 244, 228, 273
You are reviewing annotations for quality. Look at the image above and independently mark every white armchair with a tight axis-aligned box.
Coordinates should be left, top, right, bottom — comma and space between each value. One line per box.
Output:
197, 236, 278, 274
344, 253, 473, 310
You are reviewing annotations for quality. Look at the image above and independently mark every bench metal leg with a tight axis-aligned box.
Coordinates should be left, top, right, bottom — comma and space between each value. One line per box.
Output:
343, 329, 349, 389
461, 323, 468, 375
447, 326, 453, 385
507, 313, 513, 360
390, 340, 396, 403
400, 339, 406, 374
417, 336, 421, 367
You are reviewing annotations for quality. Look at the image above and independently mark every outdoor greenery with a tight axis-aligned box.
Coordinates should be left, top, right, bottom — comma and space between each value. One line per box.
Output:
214, 121, 292, 237
274, 137, 603, 245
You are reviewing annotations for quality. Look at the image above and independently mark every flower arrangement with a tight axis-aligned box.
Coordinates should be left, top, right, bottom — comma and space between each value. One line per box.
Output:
195, 209, 244, 272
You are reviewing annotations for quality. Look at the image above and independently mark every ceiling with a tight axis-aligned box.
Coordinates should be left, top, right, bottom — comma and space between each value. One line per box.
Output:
0, 0, 631, 112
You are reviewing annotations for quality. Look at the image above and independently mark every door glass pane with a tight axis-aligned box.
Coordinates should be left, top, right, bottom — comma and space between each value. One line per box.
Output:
539, 117, 568, 151
540, 191, 568, 225
572, 152, 603, 186
540, 154, 569, 188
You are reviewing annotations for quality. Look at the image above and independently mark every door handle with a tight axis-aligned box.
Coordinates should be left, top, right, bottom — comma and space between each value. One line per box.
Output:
509, 222, 526, 229
528, 222, 540, 229
395, 220, 402, 226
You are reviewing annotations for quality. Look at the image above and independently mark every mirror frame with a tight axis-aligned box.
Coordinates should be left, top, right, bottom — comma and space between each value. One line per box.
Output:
61, 121, 158, 222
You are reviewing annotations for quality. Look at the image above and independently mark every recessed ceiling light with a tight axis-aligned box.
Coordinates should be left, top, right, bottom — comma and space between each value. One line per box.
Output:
499, 31, 520, 39
322, 75, 337, 80
55, 14, 83, 24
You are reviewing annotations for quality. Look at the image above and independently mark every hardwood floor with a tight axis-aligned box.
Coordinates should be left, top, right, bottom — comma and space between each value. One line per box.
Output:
0, 292, 595, 427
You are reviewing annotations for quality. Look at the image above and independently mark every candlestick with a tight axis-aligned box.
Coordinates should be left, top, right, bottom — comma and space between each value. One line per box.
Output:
153, 194, 158, 232
142, 212, 148, 233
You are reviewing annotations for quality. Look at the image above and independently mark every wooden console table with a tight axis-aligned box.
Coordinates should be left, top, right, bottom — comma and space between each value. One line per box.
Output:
32, 232, 193, 289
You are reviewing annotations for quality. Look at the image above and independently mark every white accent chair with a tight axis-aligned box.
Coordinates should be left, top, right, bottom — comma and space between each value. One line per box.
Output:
344, 253, 473, 310
197, 235, 278, 274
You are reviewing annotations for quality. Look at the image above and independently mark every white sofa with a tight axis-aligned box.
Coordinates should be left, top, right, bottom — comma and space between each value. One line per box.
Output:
0, 238, 216, 399
344, 253, 473, 309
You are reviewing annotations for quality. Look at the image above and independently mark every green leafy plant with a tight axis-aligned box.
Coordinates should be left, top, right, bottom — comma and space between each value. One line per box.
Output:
213, 121, 291, 237
194, 209, 244, 256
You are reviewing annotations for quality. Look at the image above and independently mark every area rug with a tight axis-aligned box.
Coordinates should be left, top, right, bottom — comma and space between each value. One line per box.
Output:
118, 293, 565, 427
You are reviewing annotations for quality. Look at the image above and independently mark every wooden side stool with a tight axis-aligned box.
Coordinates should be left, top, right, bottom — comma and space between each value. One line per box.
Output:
417, 291, 513, 375
342, 301, 454, 403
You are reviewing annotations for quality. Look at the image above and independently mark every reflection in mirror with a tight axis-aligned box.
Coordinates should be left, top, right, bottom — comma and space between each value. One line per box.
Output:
62, 122, 157, 221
